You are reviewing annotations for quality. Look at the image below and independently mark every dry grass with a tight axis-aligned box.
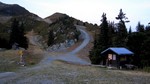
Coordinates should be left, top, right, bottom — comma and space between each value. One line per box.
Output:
2, 60, 150, 84
0, 50, 19, 72
0, 31, 44, 72
0, 48, 43, 72
45, 61, 150, 84
1, 29, 150, 83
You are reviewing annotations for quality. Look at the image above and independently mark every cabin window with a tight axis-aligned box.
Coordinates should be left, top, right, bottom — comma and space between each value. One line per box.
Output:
112, 54, 116, 60
120, 56, 126, 61
108, 54, 116, 60
108, 54, 112, 60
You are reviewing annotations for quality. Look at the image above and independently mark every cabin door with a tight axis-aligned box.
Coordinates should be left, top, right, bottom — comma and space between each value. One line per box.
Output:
107, 54, 116, 66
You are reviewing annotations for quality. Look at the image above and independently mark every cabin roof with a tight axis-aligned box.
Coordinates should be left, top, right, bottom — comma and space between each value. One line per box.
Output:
101, 47, 134, 55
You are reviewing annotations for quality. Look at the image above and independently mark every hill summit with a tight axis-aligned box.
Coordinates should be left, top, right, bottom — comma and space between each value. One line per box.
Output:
45, 12, 67, 23
0, 2, 30, 16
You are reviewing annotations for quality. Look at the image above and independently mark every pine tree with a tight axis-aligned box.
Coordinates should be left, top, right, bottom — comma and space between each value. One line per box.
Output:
129, 26, 132, 34
145, 25, 150, 31
93, 31, 98, 49
89, 13, 109, 64
127, 32, 146, 67
9, 19, 28, 49
9, 19, 19, 46
108, 21, 116, 46
115, 9, 129, 47
0, 38, 9, 48
47, 29, 54, 46
19, 23, 28, 49
136, 22, 145, 32
99, 13, 109, 48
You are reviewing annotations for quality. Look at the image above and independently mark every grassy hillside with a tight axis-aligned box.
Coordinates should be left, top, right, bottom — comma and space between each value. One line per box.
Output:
0, 2, 30, 16
0, 15, 49, 48
0, 48, 43, 72
48, 15, 80, 44
1, 60, 150, 83
0, 2, 99, 49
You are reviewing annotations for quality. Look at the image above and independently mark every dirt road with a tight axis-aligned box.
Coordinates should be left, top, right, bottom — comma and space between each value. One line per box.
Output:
40, 25, 90, 65
0, 25, 91, 83
0, 26, 150, 84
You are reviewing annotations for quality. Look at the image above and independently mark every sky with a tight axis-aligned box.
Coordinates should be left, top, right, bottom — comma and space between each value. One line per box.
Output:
0, 0, 150, 30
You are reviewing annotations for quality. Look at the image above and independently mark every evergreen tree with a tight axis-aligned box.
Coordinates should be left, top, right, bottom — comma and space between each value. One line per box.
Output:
9, 19, 19, 46
47, 29, 54, 46
99, 13, 109, 48
136, 22, 145, 32
0, 38, 9, 48
128, 26, 132, 34
89, 13, 109, 64
108, 21, 116, 46
19, 23, 28, 49
127, 23, 150, 68
9, 19, 28, 49
127, 32, 146, 67
142, 38, 150, 67
93, 31, 98, 49
145, 25, 150, 31
115, 9, 129, 47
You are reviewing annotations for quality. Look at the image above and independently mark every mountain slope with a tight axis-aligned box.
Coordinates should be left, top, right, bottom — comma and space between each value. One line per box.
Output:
0, 2, 98, 49
0, 2, 30, 16
45, 12, 67, 23
0, 2, 81, 49
45, 12, 81, 48
0, 2, 43, 23
0, 2, 49, 48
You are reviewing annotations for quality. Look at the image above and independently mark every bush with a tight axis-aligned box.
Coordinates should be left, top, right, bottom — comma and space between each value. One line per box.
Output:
89, 49, 101, 64
142, 67, 150, 73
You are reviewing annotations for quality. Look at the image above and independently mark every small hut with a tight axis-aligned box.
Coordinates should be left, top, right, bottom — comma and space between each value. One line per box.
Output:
101, 47, 134, 68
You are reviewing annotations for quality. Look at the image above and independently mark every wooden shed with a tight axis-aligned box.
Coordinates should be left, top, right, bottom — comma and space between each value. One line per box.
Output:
101, 47, 134, 68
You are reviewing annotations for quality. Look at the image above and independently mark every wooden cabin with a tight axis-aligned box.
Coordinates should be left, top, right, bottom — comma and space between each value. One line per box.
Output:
101, 47, 134, 68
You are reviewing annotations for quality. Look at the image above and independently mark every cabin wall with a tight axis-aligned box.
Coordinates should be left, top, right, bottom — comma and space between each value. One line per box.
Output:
118, 55, 133, 67
102, 52, 132, 68
101, 48, 134, 68
102, 51, 118, 67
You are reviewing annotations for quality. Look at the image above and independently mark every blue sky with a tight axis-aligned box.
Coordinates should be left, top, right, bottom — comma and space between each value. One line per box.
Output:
0, 0, 150, 30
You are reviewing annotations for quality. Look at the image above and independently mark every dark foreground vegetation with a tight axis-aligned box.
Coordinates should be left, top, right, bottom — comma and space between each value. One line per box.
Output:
0, 18, 28, 49
89, 9, 150, 69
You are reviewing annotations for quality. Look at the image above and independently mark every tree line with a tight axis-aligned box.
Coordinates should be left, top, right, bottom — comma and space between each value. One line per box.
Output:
89, 9, 150, 68
0, 19, 28, 49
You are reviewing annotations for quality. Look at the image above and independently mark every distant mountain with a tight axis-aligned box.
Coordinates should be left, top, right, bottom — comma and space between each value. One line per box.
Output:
0, 2, 49, 48
45, 12, 99, 32
0, 2, 98, 49
0, 2, 43, 23
0, 2, 30, 16
44, 12, 68, 23
44, 12, 84, 26
0, 2, 81, 49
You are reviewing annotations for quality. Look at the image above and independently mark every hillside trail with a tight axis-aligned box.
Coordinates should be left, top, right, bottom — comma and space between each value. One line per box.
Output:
40, 25, 91, 65
0, 25, 91, 83
23, 25, 91, 69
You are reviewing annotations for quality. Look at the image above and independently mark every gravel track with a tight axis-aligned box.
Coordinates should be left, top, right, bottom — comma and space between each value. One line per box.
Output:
0, 25, 91, 83
1, 26, 150, 84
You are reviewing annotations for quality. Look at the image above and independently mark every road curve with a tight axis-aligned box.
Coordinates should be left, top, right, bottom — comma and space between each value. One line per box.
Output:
0, 25, 91, 83
70, 25, 90, 54
42, 25, 91, 65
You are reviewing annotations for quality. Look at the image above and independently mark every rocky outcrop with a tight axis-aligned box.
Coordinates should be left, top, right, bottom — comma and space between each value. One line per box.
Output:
46, 39, 76, 51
